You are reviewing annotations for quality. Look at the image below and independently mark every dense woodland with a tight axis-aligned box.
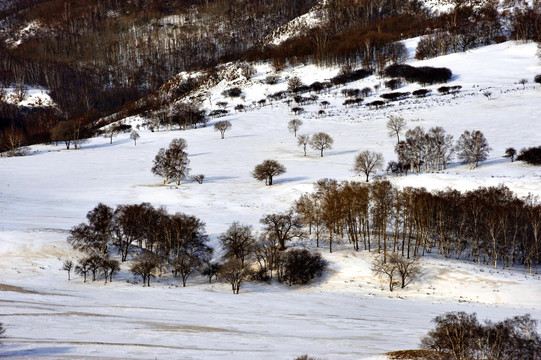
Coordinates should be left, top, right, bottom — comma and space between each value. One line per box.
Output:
0, 0, 540, 151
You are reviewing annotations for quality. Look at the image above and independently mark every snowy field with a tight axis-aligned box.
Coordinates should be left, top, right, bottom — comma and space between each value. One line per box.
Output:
1, 41, 541, 359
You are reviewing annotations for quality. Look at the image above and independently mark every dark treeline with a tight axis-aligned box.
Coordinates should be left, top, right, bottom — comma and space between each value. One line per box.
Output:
255, 0, 540, 68
294, 179, 541, 273
0, 0, 317, 149
252, 0, 431, 69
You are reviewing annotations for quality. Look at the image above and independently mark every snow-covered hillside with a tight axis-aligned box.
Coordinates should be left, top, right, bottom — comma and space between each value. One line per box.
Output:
0, 41, 540, 359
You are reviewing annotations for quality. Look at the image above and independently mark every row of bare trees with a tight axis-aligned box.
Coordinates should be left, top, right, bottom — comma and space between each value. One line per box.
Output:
294, 179, 541, 273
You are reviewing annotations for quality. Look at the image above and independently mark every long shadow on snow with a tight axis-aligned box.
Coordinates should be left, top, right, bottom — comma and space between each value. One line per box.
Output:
0, 346, 72, 357
273, 176, 309, 184
202, 176, 239, 183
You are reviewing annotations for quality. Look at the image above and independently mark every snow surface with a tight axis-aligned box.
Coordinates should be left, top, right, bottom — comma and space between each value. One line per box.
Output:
1, 41, 541, 359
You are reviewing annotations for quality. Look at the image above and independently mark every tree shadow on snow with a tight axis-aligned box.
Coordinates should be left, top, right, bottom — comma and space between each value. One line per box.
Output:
328, 149, 357, 156
274, 176, 309, 184
82, 138, 132, 150
202, 176, 239, 183
0, 346, 72, 357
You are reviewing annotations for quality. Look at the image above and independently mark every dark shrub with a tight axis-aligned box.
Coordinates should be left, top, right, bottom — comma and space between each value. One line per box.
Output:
517, 146, 541, 165
381, 92, 410, 101
222, 87, 242, 98
413, 89, 431, 97
384, 64, 452, 85
385, 78, 402, 90
282, 249, 327, 285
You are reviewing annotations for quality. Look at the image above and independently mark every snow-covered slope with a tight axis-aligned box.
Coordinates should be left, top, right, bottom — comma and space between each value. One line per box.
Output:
0, 41, 540, 359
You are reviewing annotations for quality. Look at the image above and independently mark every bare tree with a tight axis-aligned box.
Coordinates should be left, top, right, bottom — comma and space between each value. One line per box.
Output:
372, 253, 398, 291
386, 115, 407, 143
288, 119, 303, 137
353, 150, 384, 182
62, 260, 74, 280
14, 82, 28, 103
519, 78, 528, 88
68, 203, 114, 259
101, 258, 121, 284
130, 130, 140, 145
130, 252, 160, 286
297, 134, 310, 156
309, 132, 333, 157
219, 222, 256, 266
202, 261, 220, 283
390, 253, 421, 288
503, 147, 516, 162
456, 130, 491, 169
219, 259, 250, 294
252, 159, 286, 186
151, 138, 190, 185
102, 123, 131, 144
0, 321, 5, 343
75, 258, 90, 282
214, 120, 232, 139
191, 174, 205, 184
291, 106, 304, 115
2, 127, 26, 155
260, 211, 303, 251
288, 76, 303, 92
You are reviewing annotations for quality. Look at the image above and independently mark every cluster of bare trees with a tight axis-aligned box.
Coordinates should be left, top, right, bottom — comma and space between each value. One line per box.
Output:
66, 202, 328, 292
67, 202, 211, 287
390, 121, 490, 174
216, 215, 325, 293
294, 179, 541, 273
421, 312, 541, 360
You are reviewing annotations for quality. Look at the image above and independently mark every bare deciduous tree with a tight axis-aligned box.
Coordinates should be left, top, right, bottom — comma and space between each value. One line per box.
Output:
456, 130, 491, 169
68, 203, 115, 259
102, 123, 131, 144
75, 258, 90, 282
309, 132, 333, 157
62, 260, 74, 280
214, 120, 232, 139
219, 259, 250, 294
151, 138, 190, 185
503, 147, 516, 162
219, 222, 256, 266
288, 76, 303, 92
0, 321, 5, 343
391, 253, 421, 289
297, 134, 310, 156
288, 119, 303, 137
252, 159, 286, 186
372, 253, 398, 291
130, 130, 140, 145
130, 252, 160, 286
386, 115, 407, 143
260, 211, 303, 251
353, 150, 384, 182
